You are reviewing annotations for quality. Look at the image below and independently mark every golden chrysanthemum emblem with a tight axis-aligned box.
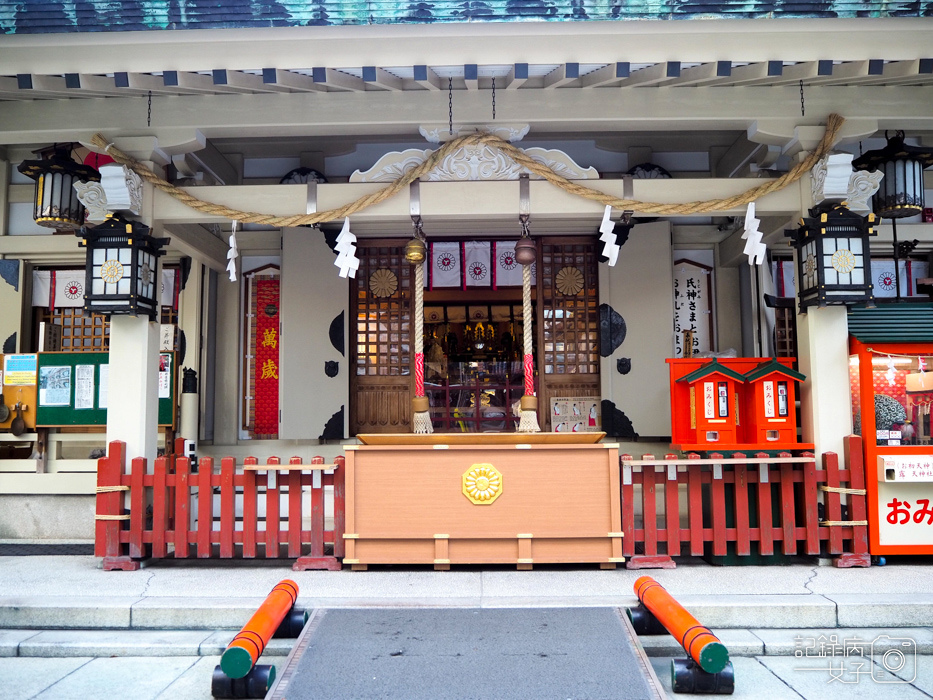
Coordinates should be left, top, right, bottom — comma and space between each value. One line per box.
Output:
556, 266, 584, 295
369, 268, 398, 298
462, 463, 503, 505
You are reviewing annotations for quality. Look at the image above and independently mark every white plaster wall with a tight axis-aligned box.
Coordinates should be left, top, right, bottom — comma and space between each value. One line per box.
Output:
599, 220, 674, 437
280, 227, 350, 440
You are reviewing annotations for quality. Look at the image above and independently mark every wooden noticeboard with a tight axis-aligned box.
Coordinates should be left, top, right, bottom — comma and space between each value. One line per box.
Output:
36, 352, 175, 428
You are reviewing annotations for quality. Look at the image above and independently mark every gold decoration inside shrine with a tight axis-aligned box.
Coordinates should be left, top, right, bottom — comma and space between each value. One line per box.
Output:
556, 266, 584, 296
369, 268, 398, 298
462, 463, 503, 505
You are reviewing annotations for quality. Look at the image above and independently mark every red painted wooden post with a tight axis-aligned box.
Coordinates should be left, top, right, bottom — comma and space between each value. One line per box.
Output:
823, 451, 844, 555
802, 452, 820, 555
780, 461, 797, 555
310, 456, 325, 558
710, 453, 727, 557
220, 457, 236, 558
756, 454, 774, 557
129, 456, 146, 559
621, 455, 635, 558
641, 456, 658, 557
732, 454, 751, 557
287, 457, 303, 558
844, 435, 870, 562
95, 441, 127, 563
197, 457, 214, 558
151, 455, 168, 559
174, 455, 190, 559
265, 456, 281, 558
687, 454, 704, 556
333, 455, 346, 560
242, 456, 258, 558
664, 454, 681, 558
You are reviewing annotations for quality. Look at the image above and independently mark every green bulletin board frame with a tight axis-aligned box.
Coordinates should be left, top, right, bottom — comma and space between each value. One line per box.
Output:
36, 352, 175, 427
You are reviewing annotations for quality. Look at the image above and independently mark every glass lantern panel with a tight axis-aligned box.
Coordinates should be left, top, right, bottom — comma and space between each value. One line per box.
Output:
824, 267, 838, 285
850, 238, 862, 255
851, 268, 864, 285
823, 238, 838, 254
92, 248, 105, 264
118, 248, 131, 264
92, 278, 105, 295
117, 278, 130, 295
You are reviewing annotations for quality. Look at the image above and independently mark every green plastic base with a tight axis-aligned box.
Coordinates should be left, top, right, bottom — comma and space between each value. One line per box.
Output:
220, 646, 255, 680
699, 642, 730, 674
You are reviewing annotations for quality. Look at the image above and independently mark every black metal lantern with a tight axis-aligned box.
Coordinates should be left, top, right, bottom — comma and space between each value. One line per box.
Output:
852, 131, 933, 219
77, 213, 169, 320
785, 202, 877, 313
17, 146, 100, 229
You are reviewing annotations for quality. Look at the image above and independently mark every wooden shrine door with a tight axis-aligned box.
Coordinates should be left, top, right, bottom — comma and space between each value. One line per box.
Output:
537, 237, 602, 431
350, 240, 413, 434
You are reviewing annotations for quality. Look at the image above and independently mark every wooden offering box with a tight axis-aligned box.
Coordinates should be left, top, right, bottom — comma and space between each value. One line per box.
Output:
343, 433, 623, 569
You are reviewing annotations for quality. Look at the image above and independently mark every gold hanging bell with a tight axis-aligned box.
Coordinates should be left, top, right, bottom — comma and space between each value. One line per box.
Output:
404, 237, 427, 264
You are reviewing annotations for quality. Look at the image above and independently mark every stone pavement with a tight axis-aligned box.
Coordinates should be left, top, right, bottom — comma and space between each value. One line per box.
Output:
1, 555, 932, 698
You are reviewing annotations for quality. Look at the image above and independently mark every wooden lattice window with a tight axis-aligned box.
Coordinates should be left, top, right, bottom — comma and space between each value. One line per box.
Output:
774, 307, 798, 358
354, 243, 412, 377
540, 238, 600, 375
34, 306, 109, 351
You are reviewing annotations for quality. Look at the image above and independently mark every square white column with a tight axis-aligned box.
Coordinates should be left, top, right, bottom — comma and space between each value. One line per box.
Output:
106, 315, 159, 466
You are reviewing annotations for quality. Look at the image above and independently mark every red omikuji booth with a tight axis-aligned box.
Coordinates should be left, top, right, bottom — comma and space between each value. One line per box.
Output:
849, 312, 933, 556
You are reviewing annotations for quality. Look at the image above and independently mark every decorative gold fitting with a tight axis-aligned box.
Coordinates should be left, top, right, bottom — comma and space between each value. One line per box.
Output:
412, 395, 430, 413
404, 237, 426, 264
520, 395, 538, 412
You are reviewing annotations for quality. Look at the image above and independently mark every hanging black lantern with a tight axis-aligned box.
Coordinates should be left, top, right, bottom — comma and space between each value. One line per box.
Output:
785, 202, 877, 313
17, 146, 100, 229
852, 131, 933, 219
77, 213, 169, 320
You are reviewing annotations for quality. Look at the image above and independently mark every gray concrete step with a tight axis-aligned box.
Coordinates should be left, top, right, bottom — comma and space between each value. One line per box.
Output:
0, 629, 294, 658
2, 625, 931, 659
3, 593, 933, 630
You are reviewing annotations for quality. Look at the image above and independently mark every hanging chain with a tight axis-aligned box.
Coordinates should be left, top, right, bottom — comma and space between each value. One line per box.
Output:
799, 80, 805, 117
147, 90, 152, 127
491, 77, 496, 120
448, 77, 453, 136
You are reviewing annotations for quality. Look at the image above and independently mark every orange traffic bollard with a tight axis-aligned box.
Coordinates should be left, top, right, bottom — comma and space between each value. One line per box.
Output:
633, 576, 729, 674
221, 579, 300, 679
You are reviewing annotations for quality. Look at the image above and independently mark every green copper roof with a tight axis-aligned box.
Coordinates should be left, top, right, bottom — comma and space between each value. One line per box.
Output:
676, 358, 746, 384
848, 303, 933, 344
744, 359, 806, 383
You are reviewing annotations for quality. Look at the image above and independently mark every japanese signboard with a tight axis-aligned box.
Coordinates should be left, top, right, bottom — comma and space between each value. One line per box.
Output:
673, 259, 712, 358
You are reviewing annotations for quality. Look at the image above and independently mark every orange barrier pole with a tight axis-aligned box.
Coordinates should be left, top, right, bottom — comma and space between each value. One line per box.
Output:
634, 576, 729, 674
221, 579, 299, 679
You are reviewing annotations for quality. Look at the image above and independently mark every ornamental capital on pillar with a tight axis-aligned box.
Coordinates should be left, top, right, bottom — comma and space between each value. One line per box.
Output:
810, 153, 883, 214
75, 164, 143, 223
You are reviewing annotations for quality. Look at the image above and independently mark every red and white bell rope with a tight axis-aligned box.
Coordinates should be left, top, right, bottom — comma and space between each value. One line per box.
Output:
412, 261, 433, 433
518, 263, 540, 432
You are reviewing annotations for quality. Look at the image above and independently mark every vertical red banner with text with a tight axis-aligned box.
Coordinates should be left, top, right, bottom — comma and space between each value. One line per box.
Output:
254, 279, 280, 435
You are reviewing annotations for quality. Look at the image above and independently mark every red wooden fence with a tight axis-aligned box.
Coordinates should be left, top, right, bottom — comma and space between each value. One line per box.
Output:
620, 435, 870, 569
95, 441, 344, 571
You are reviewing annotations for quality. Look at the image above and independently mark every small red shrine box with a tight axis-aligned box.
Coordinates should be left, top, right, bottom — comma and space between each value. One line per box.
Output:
675, 359, 746, 447
743, 360, 805, 447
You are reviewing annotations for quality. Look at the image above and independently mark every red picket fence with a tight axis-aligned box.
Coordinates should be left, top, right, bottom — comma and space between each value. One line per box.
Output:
95, 441, 344, 571
620, 435, 870, 569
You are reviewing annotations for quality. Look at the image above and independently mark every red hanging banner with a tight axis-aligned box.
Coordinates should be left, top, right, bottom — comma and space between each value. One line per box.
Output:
253, 279, 280, 435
